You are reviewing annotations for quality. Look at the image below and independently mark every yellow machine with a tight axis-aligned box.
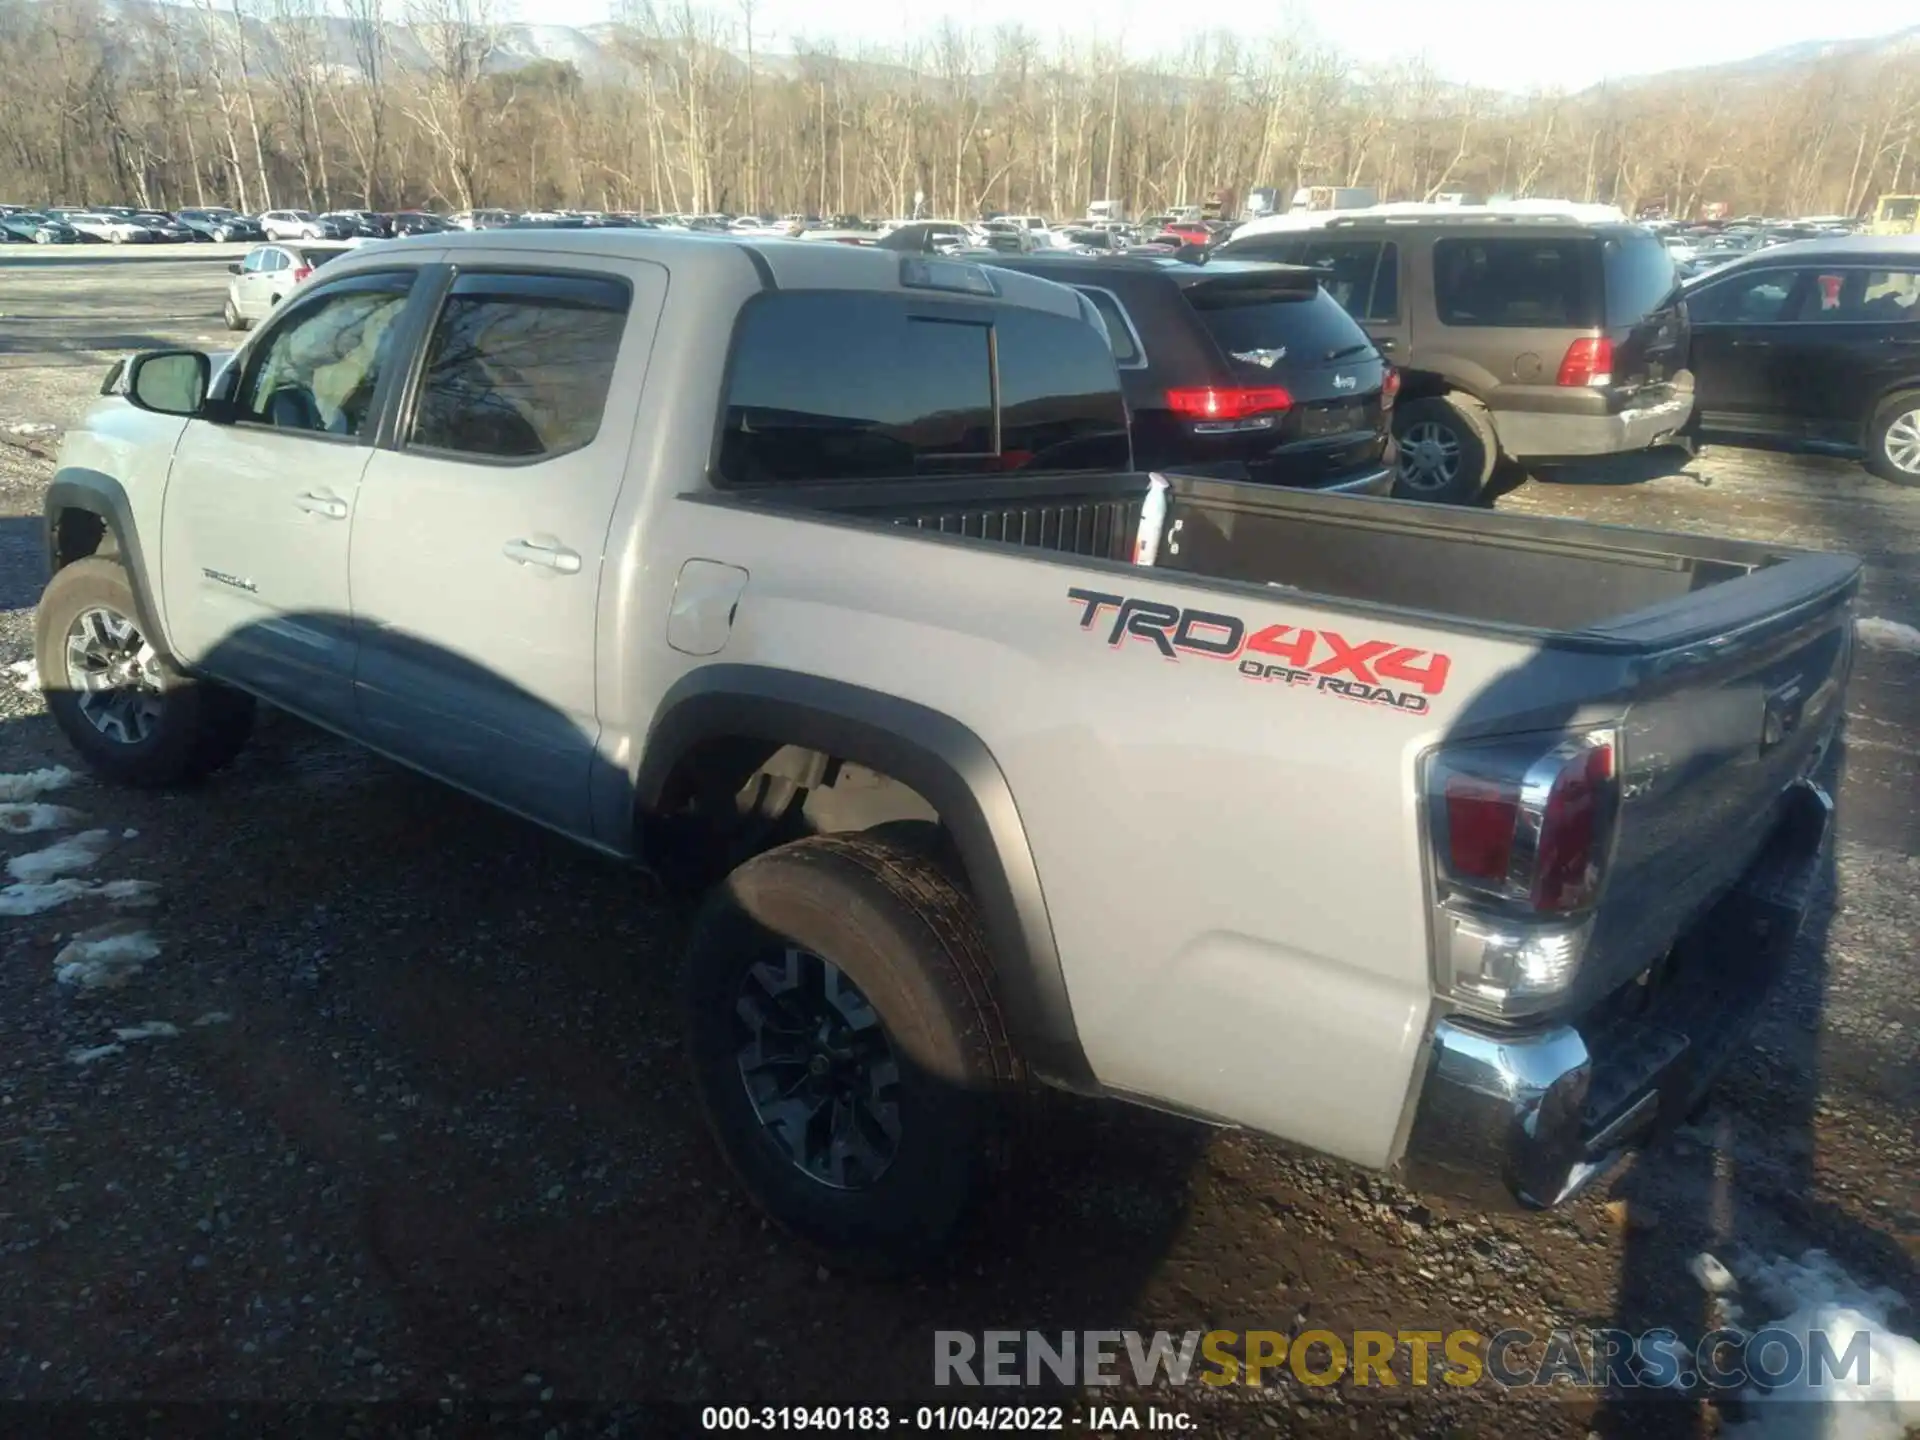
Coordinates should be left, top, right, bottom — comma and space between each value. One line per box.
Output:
1870, 194, 1920, 236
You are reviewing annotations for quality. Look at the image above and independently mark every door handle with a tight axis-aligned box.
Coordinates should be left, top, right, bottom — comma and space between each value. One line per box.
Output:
294, 491, 349, 519
502, 538, 582, 574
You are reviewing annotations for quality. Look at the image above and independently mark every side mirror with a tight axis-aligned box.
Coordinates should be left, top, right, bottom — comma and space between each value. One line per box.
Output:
227, 261, 242, 274
125, 350, 211, 418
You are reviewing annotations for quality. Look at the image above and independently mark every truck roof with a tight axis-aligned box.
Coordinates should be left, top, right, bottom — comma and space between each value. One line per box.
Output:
368, 227, 1095, 321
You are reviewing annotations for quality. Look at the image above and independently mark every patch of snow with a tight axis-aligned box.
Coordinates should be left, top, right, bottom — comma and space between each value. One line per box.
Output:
0, 878, 95, 916
1722, 1249, 1920, 1440
1855, 617, 1920, 654
67, 1043, 125, 1066
4, 421, 57, 436
52, 924, 160, 991
0, 767, 75, 803
1692, 1252, 1739, 1293
5, 659, 38, 693
0, 875, 157, 917
0, 802, 82, 835
191, 1011, 232, 1027
97, 879, 159, 907
6, 829, 113, 885
121, 828, 139, 840
111, 1021, 179, 1041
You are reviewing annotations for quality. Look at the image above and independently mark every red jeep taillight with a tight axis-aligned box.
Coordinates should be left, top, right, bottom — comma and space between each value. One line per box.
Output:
1556, 336, 1613, 388
1165, 386, 1292, 422
1381, 367, 1401, 409
1424, 731, 1621, 1016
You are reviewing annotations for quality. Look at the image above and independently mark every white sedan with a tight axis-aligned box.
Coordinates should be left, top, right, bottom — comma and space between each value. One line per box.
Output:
64, 212, 160, 244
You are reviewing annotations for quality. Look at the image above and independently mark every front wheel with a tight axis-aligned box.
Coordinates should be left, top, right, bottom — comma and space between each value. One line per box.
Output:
222, 296, 245, 331
1392, 395, 1498, 505
34, 558, 256, 788
683, 834, 1020, 1269
1868, 390, 1920, 486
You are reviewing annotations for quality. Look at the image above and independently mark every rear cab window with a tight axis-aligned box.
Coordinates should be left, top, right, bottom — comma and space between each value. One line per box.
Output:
717, 290, 1129, 484
1433, 236, 1602, 328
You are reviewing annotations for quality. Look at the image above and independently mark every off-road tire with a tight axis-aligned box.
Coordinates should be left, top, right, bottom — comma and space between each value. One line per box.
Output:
1866, 389, 1920, 486
35, 557, 256, 788
684, 833, 1019, 1269
1393, 394, 1499, 505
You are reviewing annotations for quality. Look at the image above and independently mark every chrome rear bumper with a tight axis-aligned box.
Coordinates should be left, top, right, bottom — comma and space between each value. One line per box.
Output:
1399, 778, 1832, 1210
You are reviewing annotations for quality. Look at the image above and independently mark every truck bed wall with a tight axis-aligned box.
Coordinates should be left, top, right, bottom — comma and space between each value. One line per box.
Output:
762, 471, 1151, 565
1157, 481, 1761, 632
734, 468, 1818, 643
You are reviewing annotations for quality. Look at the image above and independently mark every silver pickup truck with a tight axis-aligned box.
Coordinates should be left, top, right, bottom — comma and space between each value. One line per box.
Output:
36, 231, 1857, 1265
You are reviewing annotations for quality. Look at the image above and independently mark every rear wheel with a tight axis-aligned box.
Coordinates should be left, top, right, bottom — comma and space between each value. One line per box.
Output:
1867, 390, 1920, 486
683, 834, 1019, 1268
35, 558, 255, 788
1393, 395, 1498, 505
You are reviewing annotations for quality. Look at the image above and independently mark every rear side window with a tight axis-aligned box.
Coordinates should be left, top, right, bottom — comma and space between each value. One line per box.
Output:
1190, 283, 1375, 368
718, 290, 1125, 484
408, 271, 629, 461
1860, 269, 1920, 319
1075, 287, 1143, 365
1433, 237, 1601, 327
1602, 231, 1678, 325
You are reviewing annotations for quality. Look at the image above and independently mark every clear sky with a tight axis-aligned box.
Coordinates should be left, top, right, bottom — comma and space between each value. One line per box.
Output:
505, 0, 1914, 92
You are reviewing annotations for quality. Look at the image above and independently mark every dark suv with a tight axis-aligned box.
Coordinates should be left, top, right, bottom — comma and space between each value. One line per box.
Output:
976, 253, 1395, 495
1217, 214, 1691, 503
1680, 235, 1920, 485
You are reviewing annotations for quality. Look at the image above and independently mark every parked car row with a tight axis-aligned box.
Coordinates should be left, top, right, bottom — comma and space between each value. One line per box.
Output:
1220, 204, 1920, 492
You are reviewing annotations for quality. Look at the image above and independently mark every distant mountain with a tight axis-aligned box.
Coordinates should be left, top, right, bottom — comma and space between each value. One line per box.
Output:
78, 2, 1920, 95
1590, 23, 1920, 91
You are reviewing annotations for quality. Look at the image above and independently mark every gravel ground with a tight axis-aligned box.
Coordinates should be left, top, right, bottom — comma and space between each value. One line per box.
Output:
0, 256, 1916, 1438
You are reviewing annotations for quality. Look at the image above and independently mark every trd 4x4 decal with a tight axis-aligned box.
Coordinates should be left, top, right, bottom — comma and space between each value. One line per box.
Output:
1067, 587, 1450, 715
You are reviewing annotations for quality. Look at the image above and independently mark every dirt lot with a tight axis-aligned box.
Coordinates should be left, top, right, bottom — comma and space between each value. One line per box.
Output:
1, 254, 1917, 1437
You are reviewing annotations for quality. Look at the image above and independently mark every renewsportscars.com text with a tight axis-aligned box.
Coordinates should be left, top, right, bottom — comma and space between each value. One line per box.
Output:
935, 1327, 1877, 1393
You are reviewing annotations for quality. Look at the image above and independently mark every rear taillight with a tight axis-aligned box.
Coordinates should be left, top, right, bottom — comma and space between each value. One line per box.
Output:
1381, 367, 1401, 409
292, 265, 313, 282
1556, 336, 1613, 388
1424, 730, 1621, 1016
1165, 386, 1292, 422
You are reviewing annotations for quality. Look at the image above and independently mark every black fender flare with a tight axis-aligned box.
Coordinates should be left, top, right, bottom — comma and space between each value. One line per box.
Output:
636, 664, 1096, 1091
43, 468, 174, 660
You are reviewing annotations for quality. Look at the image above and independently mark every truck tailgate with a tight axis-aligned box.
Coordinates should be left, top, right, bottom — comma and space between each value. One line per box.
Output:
1569, 554, 1857, 1010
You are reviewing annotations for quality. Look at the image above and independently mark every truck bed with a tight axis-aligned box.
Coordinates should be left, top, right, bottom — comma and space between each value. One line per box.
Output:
725, 470, 1856, 647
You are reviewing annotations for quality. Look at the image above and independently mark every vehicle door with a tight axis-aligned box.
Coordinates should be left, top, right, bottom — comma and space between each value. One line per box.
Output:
348, 256, 666, 838
1781, 265, 1920, 444
158, 266, 427, 728
233, 248, 269, 317
1683, 265, 1815, 435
